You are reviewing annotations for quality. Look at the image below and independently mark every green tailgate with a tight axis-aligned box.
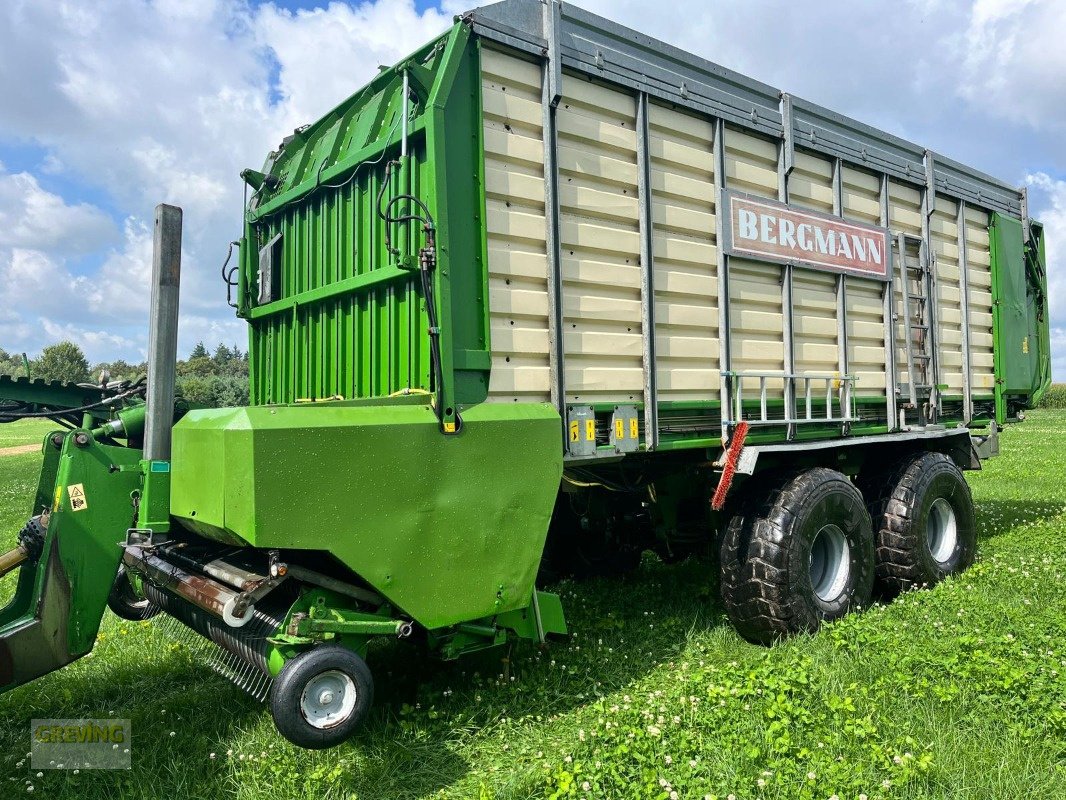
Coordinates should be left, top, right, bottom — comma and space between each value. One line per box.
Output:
990, 213, 1052, 418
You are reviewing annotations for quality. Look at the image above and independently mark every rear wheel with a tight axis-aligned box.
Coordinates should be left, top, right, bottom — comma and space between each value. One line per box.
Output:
865, 452, 976, 595
720, 468, 874, 645
270, 645, 373, 749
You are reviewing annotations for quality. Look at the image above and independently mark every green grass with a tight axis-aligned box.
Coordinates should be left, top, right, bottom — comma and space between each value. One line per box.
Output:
0, 419, 54, 448
2, 413, 1066, 798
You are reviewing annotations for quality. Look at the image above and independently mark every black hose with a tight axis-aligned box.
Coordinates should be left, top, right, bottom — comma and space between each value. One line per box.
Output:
375, 160, 462, 434
0, 381, 145, 422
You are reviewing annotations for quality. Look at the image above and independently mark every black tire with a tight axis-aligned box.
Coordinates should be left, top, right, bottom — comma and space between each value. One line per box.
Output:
865, 452, 976, 595
720, 468, 874, 645
270, 645, 373, 749
107, 566, 161, 621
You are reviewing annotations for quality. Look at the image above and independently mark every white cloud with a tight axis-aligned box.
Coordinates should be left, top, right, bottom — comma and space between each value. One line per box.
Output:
954, 0, 1066, 131
0, 169, 116, 255
254, 1, 452, 132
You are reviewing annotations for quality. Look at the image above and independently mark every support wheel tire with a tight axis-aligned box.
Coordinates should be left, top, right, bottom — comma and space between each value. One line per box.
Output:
270, 645, 373, 749
107, 566, 161, 621
720, 468, 874, 645
865, 452, 976, 596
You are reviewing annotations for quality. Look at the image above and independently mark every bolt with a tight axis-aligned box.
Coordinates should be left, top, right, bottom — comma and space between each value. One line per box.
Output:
318, 690, 334, 706
73, 432, 91, 448
50, 433, 64, 450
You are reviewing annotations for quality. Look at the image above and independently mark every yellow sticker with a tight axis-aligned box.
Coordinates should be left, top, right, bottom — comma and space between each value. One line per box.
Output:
629, 418, 639, 439
443, 421, 457, 433
1022, 336, 1029, 354
53, 484, 62, 512
585, 419, 595, 442
614, 419, 625, 439
67, 483, 88, 512
569, 420, 580, 442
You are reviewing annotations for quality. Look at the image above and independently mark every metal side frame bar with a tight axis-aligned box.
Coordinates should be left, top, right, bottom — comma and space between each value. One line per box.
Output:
880, 174, 898, 429
832, 158, 850, 433
922, 152, 941, 418
957, 200, 973, 423
713, 117, 732, 443
541, 56, 566, 435
778, 126, 796, 440
636, 91, 659, 449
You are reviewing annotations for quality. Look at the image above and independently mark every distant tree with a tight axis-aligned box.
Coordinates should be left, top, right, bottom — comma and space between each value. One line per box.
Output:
33, 341, 91, 383
177, 355, 219, 378
174, 342, 249, 408
0, 348, 28, 377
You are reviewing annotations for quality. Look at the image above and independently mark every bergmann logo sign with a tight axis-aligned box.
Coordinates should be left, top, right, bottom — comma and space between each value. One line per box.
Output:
722, 191, 891, 281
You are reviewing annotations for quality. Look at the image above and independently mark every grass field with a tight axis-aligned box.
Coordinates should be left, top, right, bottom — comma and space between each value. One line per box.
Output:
1, 413, 1065, 799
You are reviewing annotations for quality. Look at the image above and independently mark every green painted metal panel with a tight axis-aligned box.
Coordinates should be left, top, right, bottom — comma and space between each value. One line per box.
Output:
170, 401, 562, 630
990, 214, 1030, 394
0, 436, 142, 691
989, 213, 1051, 417
238, 22, 491, 416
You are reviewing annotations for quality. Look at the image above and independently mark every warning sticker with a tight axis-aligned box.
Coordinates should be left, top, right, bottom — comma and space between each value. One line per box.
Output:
629, 418, 639, 439
614, 419, 625, 439
569, 420, 580, 443
67, 483, 88, 512
584, 419, 595, 442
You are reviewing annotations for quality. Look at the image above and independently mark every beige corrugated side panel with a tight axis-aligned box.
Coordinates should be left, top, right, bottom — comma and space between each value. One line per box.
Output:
725, 127, 785, 396
558, 75, 643, 403
965, 205, 995, 393
648, 102, 719, 402
788, 150, 840, 382
842, 165, 887, 392
931, 194, 965, 395
481, 48, 551, 403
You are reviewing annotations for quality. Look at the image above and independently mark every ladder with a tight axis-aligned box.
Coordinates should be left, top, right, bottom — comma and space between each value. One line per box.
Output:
895, 232, 936, 418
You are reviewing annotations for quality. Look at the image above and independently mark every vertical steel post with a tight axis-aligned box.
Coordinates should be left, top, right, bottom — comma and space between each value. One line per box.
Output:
777, 133, 795, 438
713, 118, 732, 442
922, 151, 940, 419
957, 200, 973, 423
880, 175, 898, 430
541, 29, 565, 433
636, 92, 659, 449
400, 70, 409, 159
832, 158, 849, 429
144, 204, 183, 462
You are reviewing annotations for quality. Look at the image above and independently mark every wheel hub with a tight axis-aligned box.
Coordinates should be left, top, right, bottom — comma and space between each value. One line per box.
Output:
809, 524, 850, 603
300, 669, 357, 730
926, 497, 958, 566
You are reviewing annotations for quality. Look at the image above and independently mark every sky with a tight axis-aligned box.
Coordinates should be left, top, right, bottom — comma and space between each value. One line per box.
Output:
0, 0, 1063, 379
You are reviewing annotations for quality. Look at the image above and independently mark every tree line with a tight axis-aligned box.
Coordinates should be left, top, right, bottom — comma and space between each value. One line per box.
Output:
0, 341, 250, 408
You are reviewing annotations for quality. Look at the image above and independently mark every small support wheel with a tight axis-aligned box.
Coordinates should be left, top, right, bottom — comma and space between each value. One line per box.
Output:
270, 645, 373, 749
863, 452, 976, 595
107, 566, 161, 621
